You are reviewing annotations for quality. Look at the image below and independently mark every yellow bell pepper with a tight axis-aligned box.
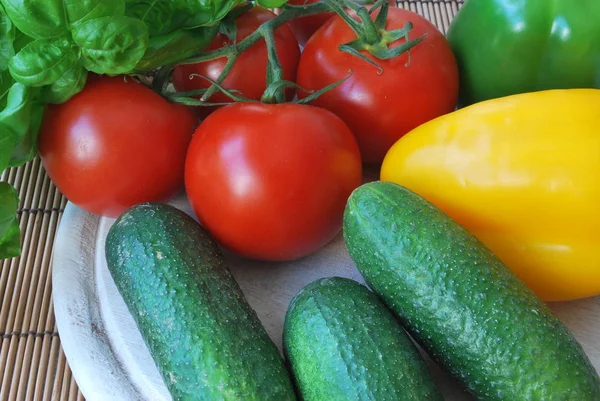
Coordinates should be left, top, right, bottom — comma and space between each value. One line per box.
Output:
381, 89, 600, 302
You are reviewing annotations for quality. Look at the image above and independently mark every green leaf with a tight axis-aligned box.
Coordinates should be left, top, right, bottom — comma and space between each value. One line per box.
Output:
40, 62, 87, 104
0, 69, 12, 108
134, 24, 218, 73
0, 80, 45, 167
72, 16, 149, 75
126, 0, 244, 31
183, 0, 245, 28
65, 0, 126, 27
7, 96, 43, 166
256, 0, 288, 9
9, 37, 78, 86
126, 1, 184, 37
0, 182, 20, 259
0, 80, 32, 138
0, 3, 15, 70
0, 217, 20, 258
0, 126, 16, 171
0, 0, 66, 39
12, 28, 33, 52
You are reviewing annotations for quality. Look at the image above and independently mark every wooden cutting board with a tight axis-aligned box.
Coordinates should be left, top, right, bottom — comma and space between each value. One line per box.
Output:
52, 195, 600, 401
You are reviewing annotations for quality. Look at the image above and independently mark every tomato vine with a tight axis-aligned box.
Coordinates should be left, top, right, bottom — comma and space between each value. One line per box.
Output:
157, 0, 425, 105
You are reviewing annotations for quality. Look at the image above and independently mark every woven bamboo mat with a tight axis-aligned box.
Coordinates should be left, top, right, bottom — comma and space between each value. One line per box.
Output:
0, 1, 462, 400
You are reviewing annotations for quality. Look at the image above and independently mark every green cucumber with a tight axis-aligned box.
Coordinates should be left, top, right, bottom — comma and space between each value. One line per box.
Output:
283, 276, 443, 401
105, 203, 296, 401
343, 181, 600, 400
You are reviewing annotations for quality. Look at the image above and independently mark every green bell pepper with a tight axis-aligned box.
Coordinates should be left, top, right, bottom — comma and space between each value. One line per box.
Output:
447, 0, 600, 106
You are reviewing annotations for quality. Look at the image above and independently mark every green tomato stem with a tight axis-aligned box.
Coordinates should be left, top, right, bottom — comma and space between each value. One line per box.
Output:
357, 6, 381, 44
338, 0, 381, 43
261, 26, 285, 104
152, 63, 175, 93
201, 55, 238, 101
323, 0, 363, 36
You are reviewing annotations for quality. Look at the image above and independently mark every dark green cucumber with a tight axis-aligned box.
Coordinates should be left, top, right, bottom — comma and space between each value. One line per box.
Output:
105, 203, 296, 401
343, 181, 600, 400
283, 276, 443, 401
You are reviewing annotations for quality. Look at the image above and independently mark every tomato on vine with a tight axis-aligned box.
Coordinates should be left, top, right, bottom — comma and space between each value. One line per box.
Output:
297, 6, 459, 164
172, 7, 301, 116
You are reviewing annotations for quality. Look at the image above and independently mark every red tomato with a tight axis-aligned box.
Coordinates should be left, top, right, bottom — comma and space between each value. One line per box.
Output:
172, 7, 301, 115
296, 7, 459, 164
185, 102, 362, 262
39, 76, 197, 218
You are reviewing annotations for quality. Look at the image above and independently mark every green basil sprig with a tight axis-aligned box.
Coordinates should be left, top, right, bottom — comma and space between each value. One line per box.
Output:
1, 0, 148, 88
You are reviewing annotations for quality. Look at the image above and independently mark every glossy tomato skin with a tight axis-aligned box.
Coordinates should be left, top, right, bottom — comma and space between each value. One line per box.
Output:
185, 102, 362, 262
39, 76, 197, 218
172, 7, 300, 113
297, 7, 459, 165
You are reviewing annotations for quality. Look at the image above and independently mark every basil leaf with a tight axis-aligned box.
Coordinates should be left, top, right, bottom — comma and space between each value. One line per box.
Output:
0, 81, 45, 167
256, 0, 288, 8
0, 217, 20, 258
134, 24, 218, 72
125, 0, 243, 31
65, 0, 126, 27
40, 62, 87, 104
0, 80, 33, 139
0, 0, 66, 39
0, 128, 15, 171
0, 3, 15, 70
0, 182, 20, 259
178, 0, 244, 28
9, 37, 78, 86
7, 96, 43, 166
12, 29, 33, 52
0, 69, 12, 108
126, 1, 184, 37
72, 16, 148, 75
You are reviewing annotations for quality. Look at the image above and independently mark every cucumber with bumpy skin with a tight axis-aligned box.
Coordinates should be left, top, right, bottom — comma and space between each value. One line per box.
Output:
343, 181, 600, 400
283, 276, 443, 401
105, 203, 296, 401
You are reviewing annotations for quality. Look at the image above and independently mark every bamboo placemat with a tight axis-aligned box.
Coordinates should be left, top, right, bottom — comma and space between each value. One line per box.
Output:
0, 1, 463, 400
